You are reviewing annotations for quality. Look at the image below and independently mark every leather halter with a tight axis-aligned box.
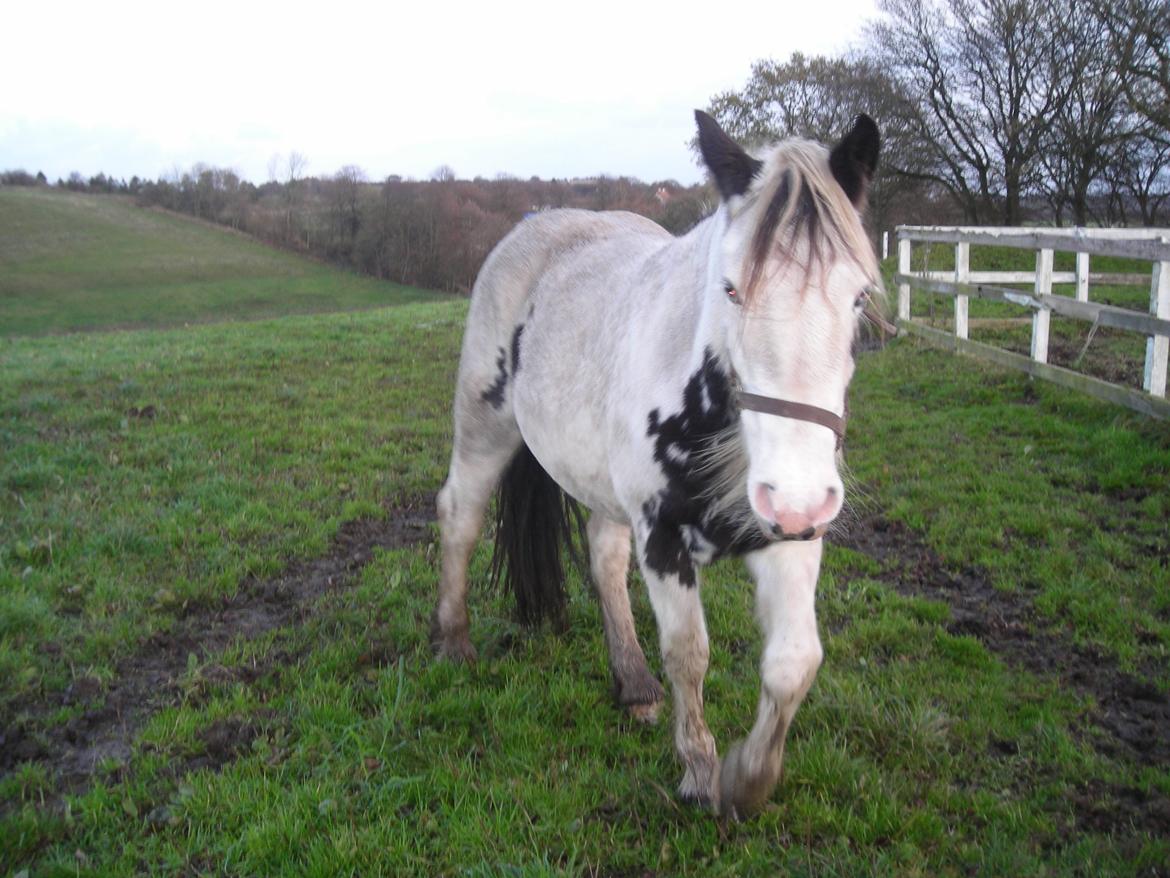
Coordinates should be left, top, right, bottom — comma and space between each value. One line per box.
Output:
737, 391, 846, 449
727, 287, 894, 450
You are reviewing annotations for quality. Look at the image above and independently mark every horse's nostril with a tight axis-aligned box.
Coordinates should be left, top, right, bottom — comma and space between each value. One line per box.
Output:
800, 527, 816, 541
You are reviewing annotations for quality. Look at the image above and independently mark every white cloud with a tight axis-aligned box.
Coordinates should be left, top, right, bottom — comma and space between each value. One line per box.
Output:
1, 0, 879, 183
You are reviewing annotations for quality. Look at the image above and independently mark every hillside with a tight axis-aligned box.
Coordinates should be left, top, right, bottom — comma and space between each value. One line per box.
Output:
0, 187, 437, 336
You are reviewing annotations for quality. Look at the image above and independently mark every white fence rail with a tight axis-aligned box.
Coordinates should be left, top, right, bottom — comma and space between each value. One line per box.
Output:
894, 225, 1170, 420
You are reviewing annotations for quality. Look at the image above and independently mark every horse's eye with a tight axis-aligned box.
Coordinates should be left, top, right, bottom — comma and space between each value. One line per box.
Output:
723, 280, 741, 305
854, 289, 869, 310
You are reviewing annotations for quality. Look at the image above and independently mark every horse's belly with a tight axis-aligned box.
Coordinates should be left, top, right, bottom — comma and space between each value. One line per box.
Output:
512, 375, 626, 521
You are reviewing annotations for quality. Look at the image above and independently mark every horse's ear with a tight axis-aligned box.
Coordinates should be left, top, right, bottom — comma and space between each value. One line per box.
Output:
829, 114, 880, 207
695, 110, 763, 200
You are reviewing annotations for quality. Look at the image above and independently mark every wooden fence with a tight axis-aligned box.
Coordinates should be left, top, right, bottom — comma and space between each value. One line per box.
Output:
894, 226, 1170, 420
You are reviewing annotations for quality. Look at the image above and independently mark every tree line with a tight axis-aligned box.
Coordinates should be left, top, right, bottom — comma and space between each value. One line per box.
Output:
4, 0, 1165, 292
1, 161, 711, 294
706, 0, 1169, 228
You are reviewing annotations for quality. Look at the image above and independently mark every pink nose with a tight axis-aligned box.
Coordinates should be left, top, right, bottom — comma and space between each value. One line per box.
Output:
753, 483, 840, 540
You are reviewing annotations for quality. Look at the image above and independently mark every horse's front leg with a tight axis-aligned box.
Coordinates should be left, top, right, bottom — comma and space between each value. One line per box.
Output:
637, 542, 719, 809
719, 539, 823, 819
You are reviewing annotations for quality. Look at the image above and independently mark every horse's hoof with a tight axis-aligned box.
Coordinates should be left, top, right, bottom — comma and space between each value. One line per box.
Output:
616, 672, 665, 724
429, 608, 476, 662
678, 762, 720, 813
433, 635, 477, 663
627, 701, 661, 724
718, 740, 777, 820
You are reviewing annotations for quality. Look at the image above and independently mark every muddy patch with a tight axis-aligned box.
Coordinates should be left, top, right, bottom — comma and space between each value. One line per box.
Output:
0, 498, 433, 802
834, 511, 1170, 835
180, 716, 265, 774
835, 512, 1170, 765
1071, 778, 1170, 838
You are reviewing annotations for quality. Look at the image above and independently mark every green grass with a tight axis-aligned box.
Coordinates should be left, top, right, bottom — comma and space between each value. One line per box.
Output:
0, 188, 437, 335
2, 204, 1169, 874
3, 304, 1168, 875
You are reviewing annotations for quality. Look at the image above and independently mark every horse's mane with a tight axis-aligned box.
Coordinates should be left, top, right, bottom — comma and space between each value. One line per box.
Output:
741, 140, 881, 306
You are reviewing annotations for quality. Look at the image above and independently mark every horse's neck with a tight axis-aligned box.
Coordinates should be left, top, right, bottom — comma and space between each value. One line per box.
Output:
678, 208, 729, 372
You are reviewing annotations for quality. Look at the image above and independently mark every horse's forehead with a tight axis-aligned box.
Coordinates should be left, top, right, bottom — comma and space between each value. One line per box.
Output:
746, 248, 869, 306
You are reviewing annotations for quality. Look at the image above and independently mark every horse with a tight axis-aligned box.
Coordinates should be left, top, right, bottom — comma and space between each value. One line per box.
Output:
432, 110, 882, 818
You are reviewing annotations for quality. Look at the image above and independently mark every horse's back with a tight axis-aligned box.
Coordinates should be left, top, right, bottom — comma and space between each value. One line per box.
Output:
475, 208, 670, 310
457, 208, 670, 410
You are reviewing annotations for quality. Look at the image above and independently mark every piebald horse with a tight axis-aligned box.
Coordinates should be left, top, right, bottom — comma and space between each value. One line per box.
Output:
433, 111, 881, 818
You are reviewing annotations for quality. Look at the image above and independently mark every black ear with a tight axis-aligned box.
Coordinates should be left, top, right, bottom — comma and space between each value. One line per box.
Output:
695, 109, 763, 200
829, 114, 880, 206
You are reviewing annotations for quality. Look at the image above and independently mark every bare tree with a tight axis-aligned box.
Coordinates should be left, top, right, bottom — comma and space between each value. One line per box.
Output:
326, 165, 366, 256
282, 151, 308, 246
286, 151, 308, 185
1041, 0, 1131, 225
1095, 0, 1170, 135
867, 0, 1068, 223
1103, 128, 1170, 225
702, 52, 926, 236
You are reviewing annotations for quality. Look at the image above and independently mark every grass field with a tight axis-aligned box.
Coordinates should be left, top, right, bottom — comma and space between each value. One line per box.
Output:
0, 188, 437, 336
2, 197, 1169, 875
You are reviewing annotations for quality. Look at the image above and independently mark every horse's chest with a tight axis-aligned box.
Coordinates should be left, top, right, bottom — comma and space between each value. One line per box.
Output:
639, 350, 770, 586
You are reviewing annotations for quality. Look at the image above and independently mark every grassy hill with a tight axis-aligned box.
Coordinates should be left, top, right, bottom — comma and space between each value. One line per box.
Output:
1, 204, 1168, 874
0, 187, 437, 335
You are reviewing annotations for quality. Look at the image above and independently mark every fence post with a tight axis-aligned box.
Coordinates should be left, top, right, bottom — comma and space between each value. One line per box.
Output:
1075, 251, 1090, 303
1144, 257, 1170, 397
1032, 248, 1053, 363
954, 241, 970, 340
897, 236, 911, 322
882, 231, 889, 260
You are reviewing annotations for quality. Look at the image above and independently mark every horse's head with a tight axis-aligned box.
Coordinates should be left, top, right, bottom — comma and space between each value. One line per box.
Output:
696, 111, 881, 541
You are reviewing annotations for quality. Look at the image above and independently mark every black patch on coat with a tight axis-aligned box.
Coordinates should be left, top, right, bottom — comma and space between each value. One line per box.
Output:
510, 323, 524, 373
481, 323, 525, 409
641, 348, 770, 587
481, 347, 509, 409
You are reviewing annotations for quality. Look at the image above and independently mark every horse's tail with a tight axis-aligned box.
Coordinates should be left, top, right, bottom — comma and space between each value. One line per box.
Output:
489, 442, 585, 628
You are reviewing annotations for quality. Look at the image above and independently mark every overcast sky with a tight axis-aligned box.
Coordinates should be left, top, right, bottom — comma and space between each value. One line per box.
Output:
2, 0, 880, 186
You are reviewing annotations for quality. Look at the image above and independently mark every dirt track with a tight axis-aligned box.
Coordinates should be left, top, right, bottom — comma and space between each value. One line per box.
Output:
835, 511, 1170, 835
0, 499, 434, 803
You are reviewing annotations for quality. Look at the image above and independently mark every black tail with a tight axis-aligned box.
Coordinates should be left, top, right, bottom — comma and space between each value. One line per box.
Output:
489, 443, 585, 628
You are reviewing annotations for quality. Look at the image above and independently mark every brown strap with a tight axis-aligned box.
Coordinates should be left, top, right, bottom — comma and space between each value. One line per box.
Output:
737, 391, 846, 447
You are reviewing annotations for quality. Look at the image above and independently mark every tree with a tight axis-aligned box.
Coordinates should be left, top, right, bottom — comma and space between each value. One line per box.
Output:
325, 165, 366, 257
1103, 128, 1170, 225
702, 52, 928, 235
283, 151, 308, 246
1041, 0, 1131, 225
1094, 0, 1170, 135
866, 0, 1069, 223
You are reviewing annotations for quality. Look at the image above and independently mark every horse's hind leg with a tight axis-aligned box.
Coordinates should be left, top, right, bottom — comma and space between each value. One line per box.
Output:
587, 515, 664, 722
433, 429, 520, 661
